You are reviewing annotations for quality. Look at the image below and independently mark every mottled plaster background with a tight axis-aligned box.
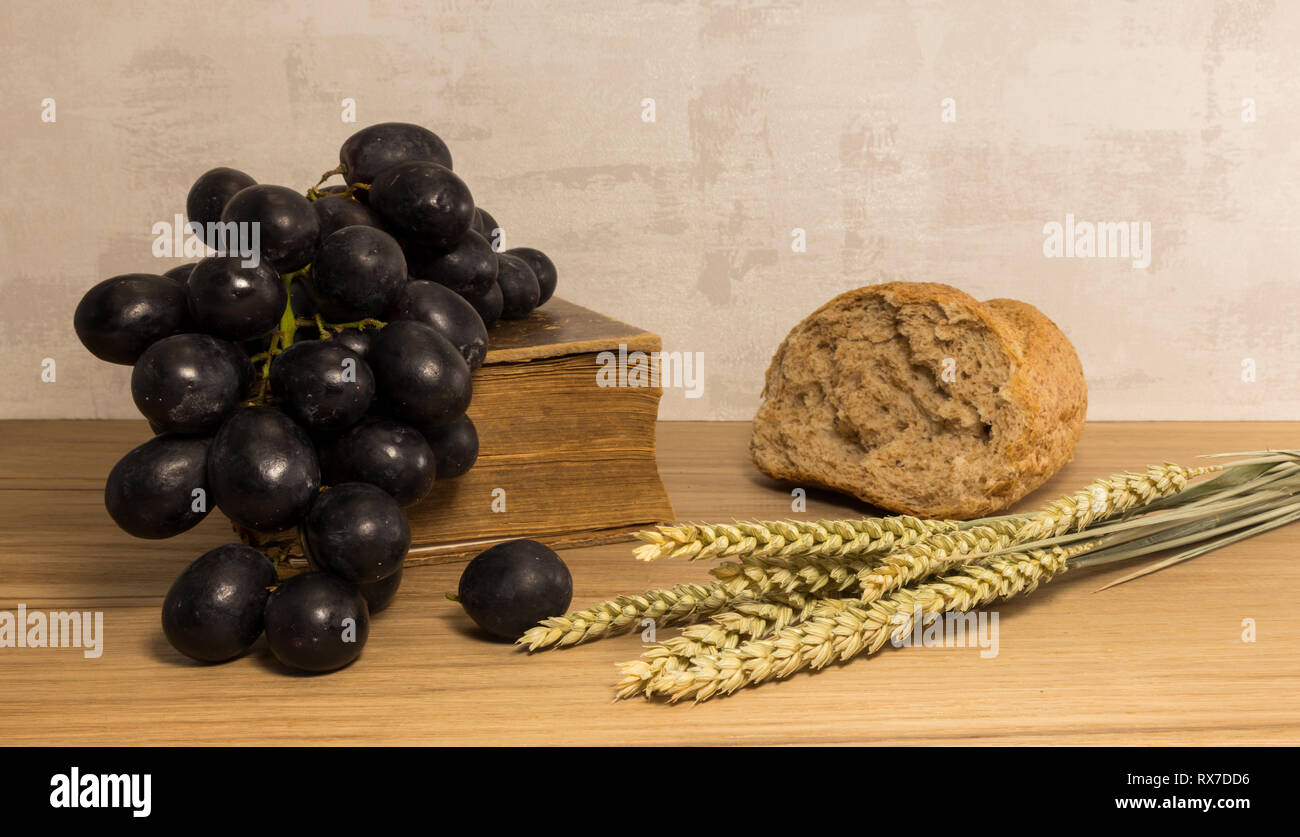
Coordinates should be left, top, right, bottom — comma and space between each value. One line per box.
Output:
1, 0, 1296, 420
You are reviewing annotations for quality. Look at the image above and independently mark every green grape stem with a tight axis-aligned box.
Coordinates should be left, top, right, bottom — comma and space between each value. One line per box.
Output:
278, 275, 297, 346
305, 164, 347, 201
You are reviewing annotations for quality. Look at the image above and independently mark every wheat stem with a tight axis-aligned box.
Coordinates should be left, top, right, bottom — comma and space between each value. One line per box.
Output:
632, 516, 954, 562
618, 543, 1091, 702
516, 581, 742, 651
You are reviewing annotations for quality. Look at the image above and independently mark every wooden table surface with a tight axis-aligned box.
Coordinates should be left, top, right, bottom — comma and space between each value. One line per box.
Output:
1, 420, 1296, 746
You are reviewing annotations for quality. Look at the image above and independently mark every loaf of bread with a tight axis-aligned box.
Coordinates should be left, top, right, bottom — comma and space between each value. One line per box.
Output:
750, 282, 1087, 519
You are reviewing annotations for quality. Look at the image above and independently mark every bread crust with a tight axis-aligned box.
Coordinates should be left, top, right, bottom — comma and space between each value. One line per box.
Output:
750, 282, 1087, 519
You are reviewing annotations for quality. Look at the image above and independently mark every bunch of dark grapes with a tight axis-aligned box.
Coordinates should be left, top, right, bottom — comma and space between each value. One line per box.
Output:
74, 122, 558, 672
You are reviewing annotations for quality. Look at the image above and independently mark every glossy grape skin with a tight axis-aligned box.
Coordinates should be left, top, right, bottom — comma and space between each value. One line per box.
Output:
74, 274, 191, 365
162, 544, 277, 663
131, 334, 247, 433
495, 253, 540, 319
322, 418, 435, 506
367, 320, 473, 428
220, 184, 320, 273
405, 230, 497, 298
187, 256, 287, 341
506, 247, 557, 306
268, 340, 375, 430
306, 226, 407, 321
264, 572, 370, 672
214, 338, 255, 398
471, 207, 502, 249
387, 280, 488, 370
332, 326, 376, 357
340, 122, 453, 188
104, 434, 212, 539
163, 262, 199, 284
312, 193, 383, 238
301, 482, 410, 584
289, 277, 316, 318
186, 167, 256, 248
419, 414, 478, 479
456, 540, 572, 640
208, 407, 321, 532
369, 161, 474, 250
463, 281, 504, 327
359, 566, 402, 614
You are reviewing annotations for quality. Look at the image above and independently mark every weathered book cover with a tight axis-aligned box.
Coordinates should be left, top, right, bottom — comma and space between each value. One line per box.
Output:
243, 298, 676, 569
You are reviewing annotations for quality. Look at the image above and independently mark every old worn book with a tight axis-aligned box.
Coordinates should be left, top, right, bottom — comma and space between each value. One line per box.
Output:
243, 298, 675, 569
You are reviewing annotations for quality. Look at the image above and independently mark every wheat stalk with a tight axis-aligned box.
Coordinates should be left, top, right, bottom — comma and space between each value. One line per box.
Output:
619, 520, 1023, 684
1011, 463, 1215, 542
617, 542, 1091, 702
525, 464, 1213, 654
630, 463, 1209, 568
616, 462, 1298, 703
632, 516, 954, 562
516, 581, 743, 651
711, 553, 880, 597
619, 599, 816, 697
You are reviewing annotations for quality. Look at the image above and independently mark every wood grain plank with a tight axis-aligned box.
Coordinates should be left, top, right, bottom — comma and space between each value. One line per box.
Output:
0, 420, 1297, 745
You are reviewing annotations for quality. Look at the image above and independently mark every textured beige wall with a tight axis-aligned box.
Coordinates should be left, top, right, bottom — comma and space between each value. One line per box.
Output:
2, 0, 1297, 421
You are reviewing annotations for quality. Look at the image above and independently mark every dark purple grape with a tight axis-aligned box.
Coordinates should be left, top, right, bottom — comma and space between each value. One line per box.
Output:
306, 226, 407, 321
268, 340, 374, 430
186, 167, 256, 248
456, 540, 572, 640
187, 256, 287, 341
208, 406, 320, 532
420, 414, 478, 479
340, 122, 453, 187
312, 192, 383, 238
264, 572, 369, 672
495, 253, 540, 319
367, 320, 472, 428
369, 161, 474, 250
163, 263, 198, 284
472, 207, 501, 247
74, 274, 191, 365
332, 326, 376, 357
290, 277, 316, 317
301, 482, 409, 584
105, 434, 212, 539
221, 184, 319, 273
214, 339, 255, 398
162, 544, 277, 663
405, 230, 497, 297
387, 280, 488, 370
322, 418, 435, 506
359, 566, 402, 614
463, 281, 504, 327
506, 247, 557, 306
131, 334, 246, 433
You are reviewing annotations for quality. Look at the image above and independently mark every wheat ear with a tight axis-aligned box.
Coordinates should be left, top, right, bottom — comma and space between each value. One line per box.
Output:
619, 598, 823, 695
622, 520, 1024, 686
1014, 463, 1217, 542
617, 542, 1091, 702
632, 516, 954, 562
516, 581, 744, 651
